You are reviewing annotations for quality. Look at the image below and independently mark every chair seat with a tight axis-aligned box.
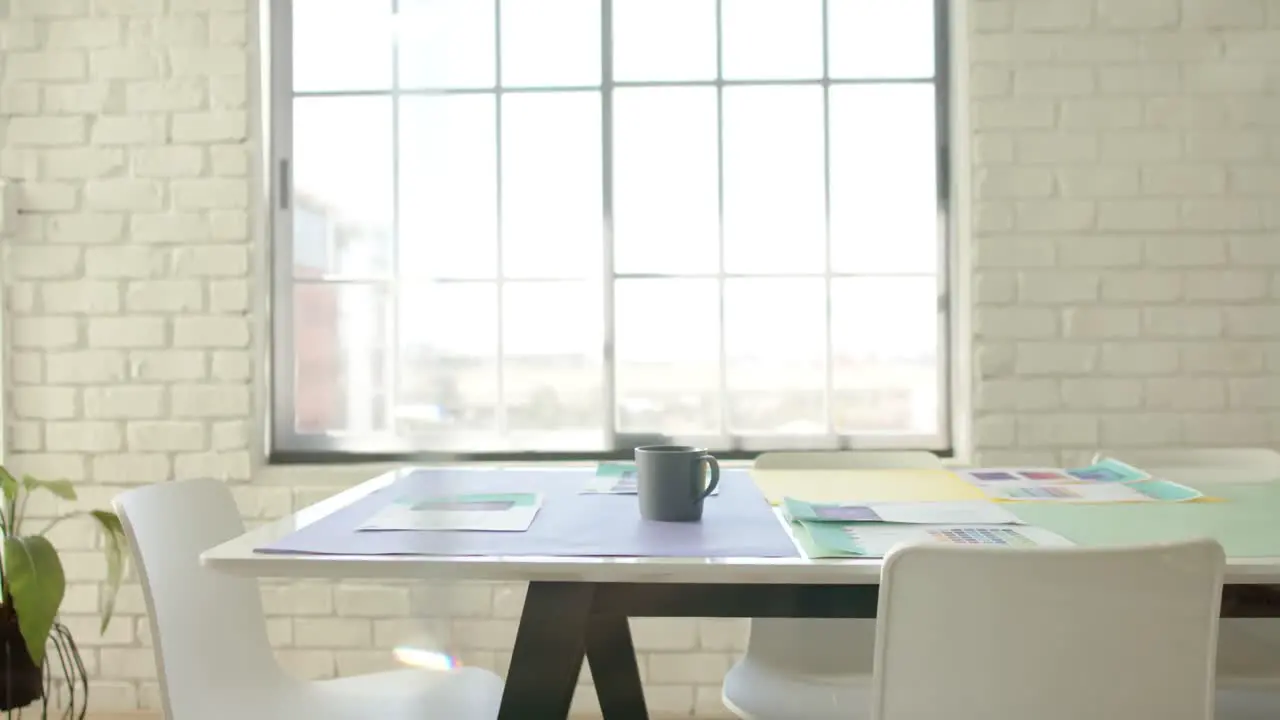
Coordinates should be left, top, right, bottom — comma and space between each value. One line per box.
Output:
297, 667, 504, 720
113, 479, 507, 720
722, 659, 870, 720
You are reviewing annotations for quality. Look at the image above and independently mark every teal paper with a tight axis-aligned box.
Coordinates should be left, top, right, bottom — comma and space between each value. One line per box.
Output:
796, 520, 867, 557
596, 462, 636, 477
1065, 458, 1150, 482
782, 497, 882, 523
406, 492, 538, 511
782, 498, 821, 522
1129, 479, 1202, 502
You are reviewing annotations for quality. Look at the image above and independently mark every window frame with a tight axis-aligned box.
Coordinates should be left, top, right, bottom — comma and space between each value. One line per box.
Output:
267, 0, 956, 463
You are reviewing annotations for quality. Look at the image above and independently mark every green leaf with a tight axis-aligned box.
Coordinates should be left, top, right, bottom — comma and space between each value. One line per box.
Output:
0, 467, 18, 508
2, 535, 66, 665
88, 511, 126, 635
20, 476, 76, 502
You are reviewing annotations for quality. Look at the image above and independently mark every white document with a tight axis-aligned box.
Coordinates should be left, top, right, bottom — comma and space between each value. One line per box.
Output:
846, 524, 1075, 557
358, 493, 543, 532
868, 501, 1025, 525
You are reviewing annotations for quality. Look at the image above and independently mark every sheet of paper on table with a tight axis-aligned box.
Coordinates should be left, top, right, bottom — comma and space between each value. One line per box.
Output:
957, 458, 1152, 487
751, 468, 987, 505
976, 479, 1203, 503
782, 498, 1025, 525
797, 522, 1076, 559
357, 492, 543, 532
582, 463, 719, 495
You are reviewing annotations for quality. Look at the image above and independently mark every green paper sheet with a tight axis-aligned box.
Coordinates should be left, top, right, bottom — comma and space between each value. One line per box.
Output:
597, 462, 636, 477
779, 505, 856, 558
788, 519, 862, 558
1012, 482, 1280, 557
782, 497, 879, 523
1127, 479, 1204, 502
408, 492, 540, 510
801, 521, 871, 557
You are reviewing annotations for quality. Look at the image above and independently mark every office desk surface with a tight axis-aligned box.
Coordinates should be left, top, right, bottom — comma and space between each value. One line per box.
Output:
203, 466, 1280, 585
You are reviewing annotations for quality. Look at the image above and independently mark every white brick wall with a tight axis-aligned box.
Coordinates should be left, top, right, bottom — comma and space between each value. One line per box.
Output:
971, 0, 1280, 471
0, 0, 1277, 716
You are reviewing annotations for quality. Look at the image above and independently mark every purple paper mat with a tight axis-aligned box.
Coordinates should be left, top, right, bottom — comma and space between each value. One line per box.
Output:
256, 468, 799, 558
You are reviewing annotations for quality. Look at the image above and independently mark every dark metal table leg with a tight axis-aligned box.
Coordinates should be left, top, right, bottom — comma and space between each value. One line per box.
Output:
498, 581, 595, 720
587, 613, 649, 720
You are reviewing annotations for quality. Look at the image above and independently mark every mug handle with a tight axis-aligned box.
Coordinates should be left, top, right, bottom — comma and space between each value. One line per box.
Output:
697, 455, 720, 500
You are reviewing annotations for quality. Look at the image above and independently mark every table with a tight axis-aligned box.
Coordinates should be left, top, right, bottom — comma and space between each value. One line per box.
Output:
202, 467, 1280, 720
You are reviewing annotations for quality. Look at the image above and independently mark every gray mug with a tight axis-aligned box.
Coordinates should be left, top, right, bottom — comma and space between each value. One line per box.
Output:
634, 445, 721, 522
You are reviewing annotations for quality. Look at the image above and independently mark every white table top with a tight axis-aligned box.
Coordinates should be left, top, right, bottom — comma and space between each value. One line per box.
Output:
200, 465, 1280, 585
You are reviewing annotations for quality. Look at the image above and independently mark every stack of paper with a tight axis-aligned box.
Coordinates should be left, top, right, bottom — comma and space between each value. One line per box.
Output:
780, 498, 1074, 559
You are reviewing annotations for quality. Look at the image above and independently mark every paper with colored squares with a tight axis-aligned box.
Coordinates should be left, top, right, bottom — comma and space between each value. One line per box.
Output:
782, 497, 1024, 525
957, 458, 1152, 487
797, 522, 1075, 558
975, 479, 1203, 504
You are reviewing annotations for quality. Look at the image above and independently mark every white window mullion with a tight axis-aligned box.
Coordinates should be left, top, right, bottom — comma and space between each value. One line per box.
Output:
270, 0, 299, 449
601, 0, 619, 451
386, 0, 403, 435
820, 0, 836, 437
493, 0, 508, 440
713, 0, 729, 441
933, 0, 955, 449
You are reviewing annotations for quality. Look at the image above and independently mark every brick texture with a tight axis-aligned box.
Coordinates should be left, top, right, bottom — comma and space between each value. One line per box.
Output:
971, 0, 1280, 469
1, 0, 1278, 716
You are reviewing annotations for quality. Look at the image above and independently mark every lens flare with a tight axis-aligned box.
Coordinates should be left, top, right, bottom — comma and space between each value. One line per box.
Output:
393, 645, 461, 672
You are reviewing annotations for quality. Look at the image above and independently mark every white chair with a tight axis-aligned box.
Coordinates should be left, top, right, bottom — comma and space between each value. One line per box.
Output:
113, 478, 504, 720
872, 539, 1225, 720
1102, 448, 1280, 719
752, 451, 944, 472
722, 451, 944, 719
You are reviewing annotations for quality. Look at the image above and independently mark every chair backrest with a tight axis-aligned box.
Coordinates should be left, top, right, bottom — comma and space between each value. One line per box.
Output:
754, 451, 944, 471
871, 539, 1224, 720
744, 450, 943, 679
1099, 448, 1280, 484
113, 479, 288, 718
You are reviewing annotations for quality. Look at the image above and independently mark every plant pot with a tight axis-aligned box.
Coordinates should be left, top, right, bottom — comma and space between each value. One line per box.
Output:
0, 605, 43, 711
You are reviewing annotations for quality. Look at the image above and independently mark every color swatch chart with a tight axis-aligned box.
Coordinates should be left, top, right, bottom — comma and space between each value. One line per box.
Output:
823, 524, 1076, 556
956, 459, 1205, 503
925, 527, 1041, 547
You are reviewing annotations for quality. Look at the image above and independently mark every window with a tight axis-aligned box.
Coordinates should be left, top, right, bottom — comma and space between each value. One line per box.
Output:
271, 0, 951, 459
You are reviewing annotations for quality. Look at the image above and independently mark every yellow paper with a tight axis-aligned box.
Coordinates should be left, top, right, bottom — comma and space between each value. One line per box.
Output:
750, 468, 987, 505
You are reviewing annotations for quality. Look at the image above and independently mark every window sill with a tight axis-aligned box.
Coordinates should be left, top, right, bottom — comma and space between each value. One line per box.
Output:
254, 455, 972, 487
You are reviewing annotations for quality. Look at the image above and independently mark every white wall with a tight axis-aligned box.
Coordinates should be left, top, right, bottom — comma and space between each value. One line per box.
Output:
0, 0, 1277, 715
971, 0, 1280, 468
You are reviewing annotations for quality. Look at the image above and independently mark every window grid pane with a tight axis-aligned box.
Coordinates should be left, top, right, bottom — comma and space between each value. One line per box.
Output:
280, 0, 947, 455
